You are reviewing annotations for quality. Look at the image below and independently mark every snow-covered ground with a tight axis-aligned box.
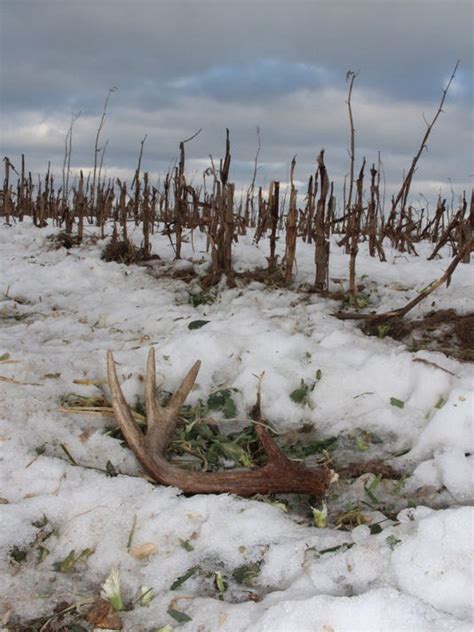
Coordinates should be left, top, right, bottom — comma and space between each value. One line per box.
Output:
0, 221, 473, 631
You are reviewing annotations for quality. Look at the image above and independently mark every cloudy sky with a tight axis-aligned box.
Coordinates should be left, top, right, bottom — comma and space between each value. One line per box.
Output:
1, 0, 472, 208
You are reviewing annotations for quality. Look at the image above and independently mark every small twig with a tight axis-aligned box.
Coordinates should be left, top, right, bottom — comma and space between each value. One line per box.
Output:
412, 357, 456, 376
60, 443, 78, 466
127, 513, 137, 551
0, 375, 41, 386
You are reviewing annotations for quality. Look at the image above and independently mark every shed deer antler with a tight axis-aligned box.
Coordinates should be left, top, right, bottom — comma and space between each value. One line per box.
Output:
107, 348, 332, 497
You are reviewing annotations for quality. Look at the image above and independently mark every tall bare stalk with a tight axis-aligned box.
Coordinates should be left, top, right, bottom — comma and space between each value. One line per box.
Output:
91, 87, 116, 212
383, 61, 459, 239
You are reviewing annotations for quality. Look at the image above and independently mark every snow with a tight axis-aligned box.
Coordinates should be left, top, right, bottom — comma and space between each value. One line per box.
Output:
0, 221, 473, 630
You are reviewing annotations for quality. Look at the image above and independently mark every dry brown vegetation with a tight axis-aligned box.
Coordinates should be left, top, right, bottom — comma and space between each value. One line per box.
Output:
1, 63, 472, 319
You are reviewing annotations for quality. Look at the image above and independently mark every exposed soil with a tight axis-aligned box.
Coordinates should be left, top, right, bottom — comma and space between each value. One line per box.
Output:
361, 309, 474, 362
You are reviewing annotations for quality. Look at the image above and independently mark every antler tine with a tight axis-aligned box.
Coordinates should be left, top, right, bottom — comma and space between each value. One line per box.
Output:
253, 423, 287, 464
168, 359, 201, 417
250, 388, 286, 464
107, 351, 160, 477
144, 348, 201, 456
144, 347, 161, 425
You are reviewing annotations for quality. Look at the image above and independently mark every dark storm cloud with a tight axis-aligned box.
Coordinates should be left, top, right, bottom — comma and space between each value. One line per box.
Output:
1, 0, 472, 200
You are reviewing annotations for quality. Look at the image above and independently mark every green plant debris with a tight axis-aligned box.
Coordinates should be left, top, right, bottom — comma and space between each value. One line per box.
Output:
179, 538, 195, 552
390, 397, 405, 409
377, 323, 391, 339
267, 499, 289, 513
156, 626, 174, 632
315, 369, 322, 381
307, 542, 355, 559
312, 501, 328, 528
137, 586, 155, 607
107, 384, 330, 472
434, 397, 446, 409
60, 443, 78, 465
355, 293, 370, 309
284, 436, 337, 460
168, 420, 263, 471
290, 379, 315, 405
36, 545, 50, 564
232, 561, 262, 587
53, 548, 94, 573
127, 514, 137, 551
105, 460, 119, 477
364, 474, 382, 504
356, 437, 369, 451
219, 440, 253, 467
0, 352, 11, 361
188, 319, 210, 330
320, 543, 355, 555
207, 388, 238, 419
394, 476, 407, 493
170, 566, 200, 590
189, 292, 215, 307
335, 506, 369, 529
32, 514, 49, 529
101, 567, 125, 611
167, 607, 192, 623
386, 535, 402, 550
214, 571, 227, 596
369, 523, 383, 535
10, 545, 27, 564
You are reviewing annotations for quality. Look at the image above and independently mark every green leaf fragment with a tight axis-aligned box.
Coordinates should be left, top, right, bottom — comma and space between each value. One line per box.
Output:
179, 538, 194, 552
207, 389, 237, 419
219, 440, 252, 467
214, 571, 227, 594
386, 535, 402, 550
188, 319, 210, 330
312, 501, 328, 528
356, 438, 369, 452
106, 460, 119, 477
390, 397, 405, 409
377, 323, 391, 339
355, 294, 370, 309
290, 380, 313, 404
364, 475, 382, 504
170, 566, 199, 590
101, 567, 124, 611
53, 548, 94, 573
32, 514, 49, 528
53, 550, 78, 573
232, 562, 262, 587
168, 608, 192, 623
316, 543, 355, 556
138, 586, 155, 607
10, 546, 27, 564
36, 545, 50, 564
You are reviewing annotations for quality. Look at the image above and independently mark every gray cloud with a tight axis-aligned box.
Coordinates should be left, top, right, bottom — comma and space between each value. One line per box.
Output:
1, 0, 472, 205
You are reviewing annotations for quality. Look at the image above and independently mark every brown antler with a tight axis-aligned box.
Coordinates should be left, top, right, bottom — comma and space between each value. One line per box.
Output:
107, 348, 332, 497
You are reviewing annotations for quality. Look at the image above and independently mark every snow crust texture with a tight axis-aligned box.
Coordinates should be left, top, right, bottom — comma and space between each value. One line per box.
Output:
0, 223, 473, 631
